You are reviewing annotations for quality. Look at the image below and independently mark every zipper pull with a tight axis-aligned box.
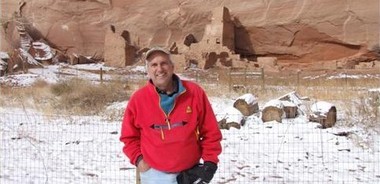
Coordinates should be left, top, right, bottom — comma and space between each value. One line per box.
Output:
166, 118, 171, 130
160, 127, 165, 140
195, 126, 200, 140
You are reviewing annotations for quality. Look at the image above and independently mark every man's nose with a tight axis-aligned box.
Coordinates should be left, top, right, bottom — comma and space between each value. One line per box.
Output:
157, 64, 164, 71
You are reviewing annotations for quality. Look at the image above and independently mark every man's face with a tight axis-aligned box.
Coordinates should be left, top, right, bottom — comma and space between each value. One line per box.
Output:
146, 52, 174, 90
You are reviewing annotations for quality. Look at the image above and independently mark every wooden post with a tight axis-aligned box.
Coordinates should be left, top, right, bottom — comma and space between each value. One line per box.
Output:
100, 67, 103, 83
229, 68, 232, 92
136, 169, 141, 184
344, 70, 348, 88
244, 67, 247, 86
244, 67, 247, 92
22, 60, 26, 73
22, 61, 25, 73
58, 65, 61, 79
261, 67, 265, 90
216, 73, 219, 87
196, 70, 199, 83
297, 70, 300, 90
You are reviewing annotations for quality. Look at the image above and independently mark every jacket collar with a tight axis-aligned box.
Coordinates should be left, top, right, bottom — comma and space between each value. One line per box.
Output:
148, 74, 185, 96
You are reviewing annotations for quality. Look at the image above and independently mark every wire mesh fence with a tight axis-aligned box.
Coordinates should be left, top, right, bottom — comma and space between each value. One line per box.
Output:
1, 112, 379, 184
1, 112, 135, 184
218, 120, 379, 183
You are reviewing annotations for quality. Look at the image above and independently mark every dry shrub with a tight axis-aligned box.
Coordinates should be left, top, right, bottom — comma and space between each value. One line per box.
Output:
29, 79, 55, 110
0, 77, 129, 115
51, 79, 74, 96
0, 79, 54, 111
0, 86, 12, 106
203, 70, 379, 102
201, 70, 379, 129
51, 78, 128, 115
342, 94, 380, 149
344, 96, 380, 131
32, 79, 49, 88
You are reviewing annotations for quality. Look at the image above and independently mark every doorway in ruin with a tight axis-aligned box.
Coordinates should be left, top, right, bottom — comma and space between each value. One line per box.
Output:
204, 52, 217, 69
219, 51, 232, 66
184, 34, 197, 47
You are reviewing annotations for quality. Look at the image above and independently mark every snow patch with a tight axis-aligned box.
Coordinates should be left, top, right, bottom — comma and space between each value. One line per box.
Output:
236, 93, 257, 104
311, 101, 334, 114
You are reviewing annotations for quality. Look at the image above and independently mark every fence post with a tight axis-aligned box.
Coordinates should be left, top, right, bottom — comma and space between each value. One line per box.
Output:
22, 60, 28, 73
136, 169, 141, 184
100, 67, 103, 83
245, 67, 249, 93
261, 67, 265, 90
196, 70, 199, 83
228, 68, 232, 92
344, 70, 348, 89
297, 70, 300, 90
58, 65, 61, 79
216, 73, 219, 87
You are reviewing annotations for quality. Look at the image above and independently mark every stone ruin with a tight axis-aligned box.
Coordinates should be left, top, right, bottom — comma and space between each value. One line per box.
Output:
3, 2, 378, 74
160, 6, 251, 72
102, 5, 380, 72
103, 6, 252, 71
103, 25, 136, 67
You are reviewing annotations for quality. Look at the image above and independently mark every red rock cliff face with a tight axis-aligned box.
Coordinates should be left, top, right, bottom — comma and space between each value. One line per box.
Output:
1, 0, 379, 65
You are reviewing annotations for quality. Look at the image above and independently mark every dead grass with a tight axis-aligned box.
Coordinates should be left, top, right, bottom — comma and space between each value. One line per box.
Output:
50, 78, 129, 115
343, 95, 380, 131
200, 71, 379, 132
200, 70, 379, 101
0, 78, 130, 115
0, 69, 378, 128
0, 79, 55, 112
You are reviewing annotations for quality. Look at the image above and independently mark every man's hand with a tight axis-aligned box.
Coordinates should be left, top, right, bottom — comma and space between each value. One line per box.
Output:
191, 161, 217, 183
177, 162, 218, 184
137, 159, 150, 172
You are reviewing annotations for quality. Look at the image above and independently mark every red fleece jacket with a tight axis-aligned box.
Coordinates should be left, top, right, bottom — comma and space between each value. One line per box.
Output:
120, 79, 222, 172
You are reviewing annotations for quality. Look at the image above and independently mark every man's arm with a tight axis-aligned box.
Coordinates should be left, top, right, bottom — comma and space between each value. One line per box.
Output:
199, 90, 222, 164
119, 100, 143, 166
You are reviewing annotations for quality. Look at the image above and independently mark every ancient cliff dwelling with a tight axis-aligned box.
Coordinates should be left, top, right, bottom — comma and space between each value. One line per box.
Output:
0, 0, 379, 75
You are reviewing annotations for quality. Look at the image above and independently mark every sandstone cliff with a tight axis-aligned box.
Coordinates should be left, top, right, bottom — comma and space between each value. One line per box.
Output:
0, 0, 379, 69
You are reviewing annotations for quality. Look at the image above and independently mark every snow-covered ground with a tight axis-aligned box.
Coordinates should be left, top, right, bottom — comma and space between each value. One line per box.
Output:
1, 63, 379, 183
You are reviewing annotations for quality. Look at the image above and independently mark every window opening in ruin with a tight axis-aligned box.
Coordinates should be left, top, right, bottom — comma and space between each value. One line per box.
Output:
188, 59, 198, 69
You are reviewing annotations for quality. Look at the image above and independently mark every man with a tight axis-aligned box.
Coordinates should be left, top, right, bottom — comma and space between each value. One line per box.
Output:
120, 47, 222, 184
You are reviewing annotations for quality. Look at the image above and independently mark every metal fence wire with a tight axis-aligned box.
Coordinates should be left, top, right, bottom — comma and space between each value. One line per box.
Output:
1, 112, 379, 184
